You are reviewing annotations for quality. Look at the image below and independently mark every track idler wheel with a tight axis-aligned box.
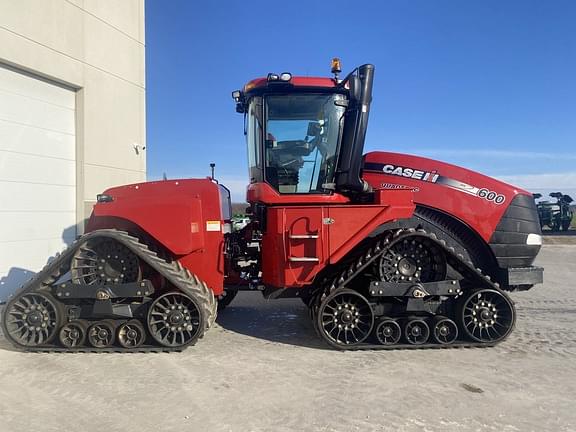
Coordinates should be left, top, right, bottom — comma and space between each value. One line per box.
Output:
378, 236, 447, 283
147, 292, 204, 348
316, 288, 374, 348
117, 320, 146, 348
87, 320, 116, 348
3, 293, 60, 347
374, 318, 402, 345
59, 321, 87, 348
431, 316, 458, 345
404, 318, 430, 345
459, 289, 515, 343
71, 238, 141, 285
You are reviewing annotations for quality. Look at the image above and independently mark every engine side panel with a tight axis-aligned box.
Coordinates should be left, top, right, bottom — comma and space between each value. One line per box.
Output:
363, 152, 533, 243
86, 178, 226, 295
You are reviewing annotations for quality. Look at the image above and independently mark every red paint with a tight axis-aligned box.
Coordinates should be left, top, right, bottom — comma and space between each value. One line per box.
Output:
86, 178, 226, 295
243, 76, 338, 93
83, 150, 531, 295
363, 151, 532, 242
261, 193, 414, 289
327, 195, 414, 263
247, 182, 350, 205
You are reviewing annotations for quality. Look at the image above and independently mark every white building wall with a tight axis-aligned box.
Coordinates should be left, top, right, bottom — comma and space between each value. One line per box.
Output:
0, 0, 146, 299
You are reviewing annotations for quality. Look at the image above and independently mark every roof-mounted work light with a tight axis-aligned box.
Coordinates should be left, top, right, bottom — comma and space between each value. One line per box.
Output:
231, 90, 245, 113
331, 57, 342, 79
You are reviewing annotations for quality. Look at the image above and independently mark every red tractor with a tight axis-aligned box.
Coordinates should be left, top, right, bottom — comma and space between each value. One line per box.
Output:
2, 61, 543, 351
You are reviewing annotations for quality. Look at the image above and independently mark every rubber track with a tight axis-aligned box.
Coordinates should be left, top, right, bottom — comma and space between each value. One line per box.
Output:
413, 206, 492, 272
1, 229, 216, 352
311, 227, 514, 350
325, 341, 496, 351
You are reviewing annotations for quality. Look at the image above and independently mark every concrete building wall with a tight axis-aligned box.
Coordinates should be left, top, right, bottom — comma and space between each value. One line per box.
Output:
0, 0, 146, 230
0, 0, 145, 298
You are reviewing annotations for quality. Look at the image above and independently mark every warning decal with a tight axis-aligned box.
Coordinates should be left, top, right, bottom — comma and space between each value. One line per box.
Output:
206, 220, 221, 232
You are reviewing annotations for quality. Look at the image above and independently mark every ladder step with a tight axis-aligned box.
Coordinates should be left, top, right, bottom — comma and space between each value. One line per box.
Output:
289, 257, 320, 262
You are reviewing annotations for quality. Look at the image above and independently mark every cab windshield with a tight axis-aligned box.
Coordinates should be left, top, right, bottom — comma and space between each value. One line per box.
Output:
264, 93, 345, 194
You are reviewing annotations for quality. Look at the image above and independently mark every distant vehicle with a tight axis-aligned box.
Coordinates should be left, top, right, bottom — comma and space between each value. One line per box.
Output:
533, 192, 573, 231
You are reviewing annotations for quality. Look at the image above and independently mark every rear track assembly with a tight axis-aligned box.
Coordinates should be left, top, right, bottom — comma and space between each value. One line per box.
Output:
1, 229, 216, 353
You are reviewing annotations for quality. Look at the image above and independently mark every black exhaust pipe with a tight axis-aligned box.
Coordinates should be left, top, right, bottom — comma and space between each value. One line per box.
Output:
335, 64, 375, 195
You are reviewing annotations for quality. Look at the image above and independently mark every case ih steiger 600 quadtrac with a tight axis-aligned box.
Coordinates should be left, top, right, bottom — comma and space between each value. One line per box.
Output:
2, 61, 543, 352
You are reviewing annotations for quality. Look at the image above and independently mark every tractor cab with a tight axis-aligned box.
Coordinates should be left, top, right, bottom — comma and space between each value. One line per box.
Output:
254, 92, 345, 194
233, 60, 375, 204
229, 61, 415, 294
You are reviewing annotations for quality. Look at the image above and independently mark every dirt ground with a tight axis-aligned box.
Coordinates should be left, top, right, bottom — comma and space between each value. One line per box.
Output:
0, 245, 575, 432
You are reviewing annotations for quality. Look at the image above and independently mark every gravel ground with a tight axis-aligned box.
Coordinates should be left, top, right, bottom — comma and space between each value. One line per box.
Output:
0, 244, 575, 432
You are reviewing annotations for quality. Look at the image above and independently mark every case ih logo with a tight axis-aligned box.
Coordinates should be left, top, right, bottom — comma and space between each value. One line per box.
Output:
364, 161, 506, 205
365, 162, 439, 182
381, 164, 439, 182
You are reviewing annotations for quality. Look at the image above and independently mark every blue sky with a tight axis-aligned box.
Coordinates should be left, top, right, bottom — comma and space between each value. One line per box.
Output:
146, 0, 576, 201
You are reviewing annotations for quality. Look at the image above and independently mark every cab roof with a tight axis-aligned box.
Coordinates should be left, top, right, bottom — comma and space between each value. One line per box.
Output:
243, 76, 338, 95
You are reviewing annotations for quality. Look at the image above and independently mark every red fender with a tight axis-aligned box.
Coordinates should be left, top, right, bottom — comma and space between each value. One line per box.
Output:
86, 178, 226, 295
363, 151, 532, 242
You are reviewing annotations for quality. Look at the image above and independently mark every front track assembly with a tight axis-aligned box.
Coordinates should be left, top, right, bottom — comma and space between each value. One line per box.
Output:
1, 229, 216, 352
310, 228, 517, 350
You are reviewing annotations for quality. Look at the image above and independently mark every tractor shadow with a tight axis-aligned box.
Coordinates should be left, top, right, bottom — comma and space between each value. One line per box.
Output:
216, 291, 328, 350
0, 225, 77, 304
0, 225, 78, 351
0, 267, 36, 304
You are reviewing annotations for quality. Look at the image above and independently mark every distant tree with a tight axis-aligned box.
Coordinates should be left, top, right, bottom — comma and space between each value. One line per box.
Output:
231, 202, 248, 216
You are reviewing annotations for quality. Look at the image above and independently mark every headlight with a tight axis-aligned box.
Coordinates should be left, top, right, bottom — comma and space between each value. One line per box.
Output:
96, 194, 113, 203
